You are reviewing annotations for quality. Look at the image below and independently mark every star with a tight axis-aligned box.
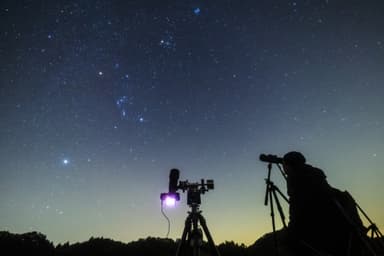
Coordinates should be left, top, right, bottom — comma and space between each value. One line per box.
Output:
116, 96, 133, 120
62, 159, 70, 165
159, 32, 176, 50
194, 7, 201, 15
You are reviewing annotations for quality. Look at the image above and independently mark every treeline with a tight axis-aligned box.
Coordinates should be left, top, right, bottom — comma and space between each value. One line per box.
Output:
1, 230, 383, 256
0, 231, 247, 256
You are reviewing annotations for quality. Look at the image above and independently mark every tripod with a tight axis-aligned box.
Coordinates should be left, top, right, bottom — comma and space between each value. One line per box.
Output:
332, 194, 384, 256
355, 202, 383, 242
360, 205, 384, 255
264, 163, 289, 256
176, 203, 221, 256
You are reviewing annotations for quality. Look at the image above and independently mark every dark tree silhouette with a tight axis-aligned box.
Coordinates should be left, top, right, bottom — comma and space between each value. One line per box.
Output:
1, 230, 383, 256
217, 241, 247, 256
0, 231, 54, 256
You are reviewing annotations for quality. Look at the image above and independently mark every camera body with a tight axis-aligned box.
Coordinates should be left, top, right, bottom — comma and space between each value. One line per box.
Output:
180, 179, 214, 205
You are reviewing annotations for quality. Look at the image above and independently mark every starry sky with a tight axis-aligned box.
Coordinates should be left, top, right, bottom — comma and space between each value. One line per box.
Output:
1, 0, 383, 246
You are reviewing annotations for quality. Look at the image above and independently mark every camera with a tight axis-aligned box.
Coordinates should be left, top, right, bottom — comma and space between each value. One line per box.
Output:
160, 169, 214, 207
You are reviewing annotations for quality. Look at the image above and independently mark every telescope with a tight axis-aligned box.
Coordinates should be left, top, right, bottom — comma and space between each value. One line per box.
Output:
259, 154, 283, 164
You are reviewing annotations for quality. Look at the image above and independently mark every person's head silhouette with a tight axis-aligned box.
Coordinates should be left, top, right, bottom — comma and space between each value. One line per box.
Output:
283, 151, 306, 175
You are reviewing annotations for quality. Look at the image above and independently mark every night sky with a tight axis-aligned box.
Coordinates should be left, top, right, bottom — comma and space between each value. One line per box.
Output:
1, 0, 383, 246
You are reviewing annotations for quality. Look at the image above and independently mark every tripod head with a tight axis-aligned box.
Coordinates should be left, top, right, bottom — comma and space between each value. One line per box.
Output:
160, 169, 214, 208
179, 179, 214, 206
259, 154, 287, 180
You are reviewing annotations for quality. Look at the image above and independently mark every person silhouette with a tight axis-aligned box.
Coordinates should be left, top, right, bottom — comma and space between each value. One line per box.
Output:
282, 151, 365, 255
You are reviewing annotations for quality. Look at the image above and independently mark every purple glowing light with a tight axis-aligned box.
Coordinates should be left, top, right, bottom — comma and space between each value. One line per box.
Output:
164, 196, 177, 207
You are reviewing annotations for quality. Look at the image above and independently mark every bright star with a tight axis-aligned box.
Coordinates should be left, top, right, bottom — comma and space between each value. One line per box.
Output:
98, 71, 103, 76
194, 8, 201, 15
62, 159, 69, 165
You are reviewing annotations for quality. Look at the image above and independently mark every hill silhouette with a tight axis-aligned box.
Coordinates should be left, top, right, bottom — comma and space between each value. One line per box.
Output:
1, 230, 383, 256
248, 228, 384, 256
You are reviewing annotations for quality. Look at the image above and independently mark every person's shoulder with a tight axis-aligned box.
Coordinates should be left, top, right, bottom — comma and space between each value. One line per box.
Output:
304, 164, 327, 179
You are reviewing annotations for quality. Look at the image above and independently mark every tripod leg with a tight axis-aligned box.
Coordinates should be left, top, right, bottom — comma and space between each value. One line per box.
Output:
191, 229, 202, 256
372, 228, 384, 251
176, 215, 193, 256
269, 189, 279, 256
353, 195, 384, 251
272, 188, 287, 228
333, 198, 378, 256
197, 214, 221, 256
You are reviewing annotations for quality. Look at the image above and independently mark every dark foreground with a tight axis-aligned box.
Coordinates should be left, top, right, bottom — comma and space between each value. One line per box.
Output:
1, 230, 383, 256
